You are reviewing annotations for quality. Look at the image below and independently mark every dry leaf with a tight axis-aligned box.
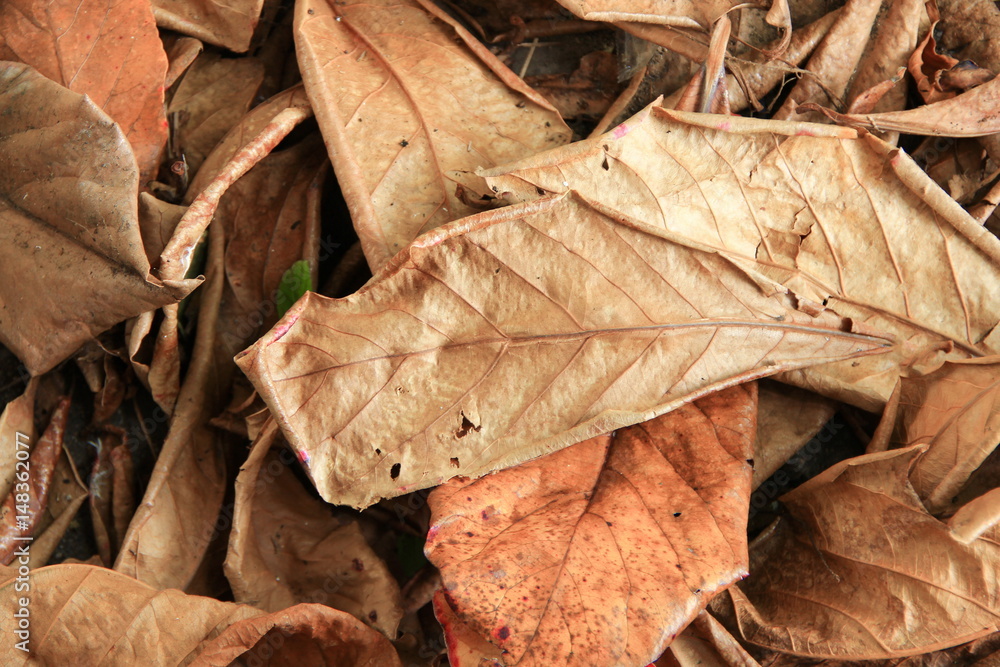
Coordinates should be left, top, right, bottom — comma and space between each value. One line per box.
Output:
433, 589, 505, 667
238, 191, 887, 510
844, 0, 925, 115
226, 423, 404, 637
0, 564, 402, 665
483, 106, 1000, 408
0, 0, 168, 181
0, 379, 35, 502
730, 446, 1000, 659
163, 35, 203, 89
773, 0, 882, 122
152, 0, 265, 53
167, 52, 266, 176
0, 397, 68, 564
114, 220, 231, 591
294, 0, 571, 269
554, 0, 789, 34
892, 357, 1000, 513
27, 443, 89, 568
753, 381, 836, 488
801, 76, 1000, 136
0, 63, 196, 376
426, 384, 756, 666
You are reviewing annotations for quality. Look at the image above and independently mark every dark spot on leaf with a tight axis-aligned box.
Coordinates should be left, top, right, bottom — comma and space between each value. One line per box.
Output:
307, 7, 314, 13
601, 157, 609, 170
450, 457, 460, 467
466, 531, 474, 537
368, 610, 378, 622
375, 448, 381, 455
536, 187, 545, 195
605, 520, 613, 526
290, 219, 302, 230
352, 558, 364, 571
399, 140, 409, 147
746, 458, 754, 466
673, 512, 682, 517
515, 100, 526, 108
496, 626, 510, 640
390, 463, 401, 479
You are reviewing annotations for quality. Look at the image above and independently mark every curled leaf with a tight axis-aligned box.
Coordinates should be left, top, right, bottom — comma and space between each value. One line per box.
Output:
0, 63, 196, 375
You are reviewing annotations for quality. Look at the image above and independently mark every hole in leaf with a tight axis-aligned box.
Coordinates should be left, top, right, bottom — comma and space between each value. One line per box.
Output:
375, 448, 381, 455
601, 157, 609, 171
673, 512, 682, 517
450, 457, 460, 467
390, 463, 401, 479
455, 412, 482, 438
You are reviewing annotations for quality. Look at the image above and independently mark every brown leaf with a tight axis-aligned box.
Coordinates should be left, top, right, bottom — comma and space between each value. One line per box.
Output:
27, 442, 89, 568
152, 0, 265, 53
0, 397, 68, 564
167, 51, 265, 177
0, 379, 35, 502
426, 384, 756, 667
226, 423, 404, 636
294, 0, 571, 269
800, 75, 1000, 136
730, 446, 1000, 658
215, 133, 326, 355
238, 192, 888, 508
114, 219, 231, 591
892, 357, 1000, 513
0, 63, 196, 376
0, 564, 402, 665
483, 106, 1000, 408
0, 0, 168, 182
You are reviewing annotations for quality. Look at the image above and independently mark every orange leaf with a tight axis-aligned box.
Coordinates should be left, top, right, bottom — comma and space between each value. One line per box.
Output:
426, 384, 756, 667
0, 0, 168, 181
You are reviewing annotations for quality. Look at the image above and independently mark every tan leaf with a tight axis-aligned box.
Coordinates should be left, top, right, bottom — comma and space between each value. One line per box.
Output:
753, 381, 836, 488
893, 357, 1000, 513
0, 63, 196, 376
731, 446, 1000, 659
238, 192, 888, 508
844, 0, 924, 115
483, 106, 1000, 408
801, 76, 1000, 136
226, 423, 403, 637
0, 564, 401, 665
426, 384, 756, 667
167, 52, 265, 176
163, 35, 203, 89
554, 0, 789, 35
152, 0, 265, 53
0, 0, 168, 181
294, 0, 571, 269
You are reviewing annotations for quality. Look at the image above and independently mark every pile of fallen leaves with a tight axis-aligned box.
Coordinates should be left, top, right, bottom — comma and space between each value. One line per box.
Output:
2, 0, 1000, 663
